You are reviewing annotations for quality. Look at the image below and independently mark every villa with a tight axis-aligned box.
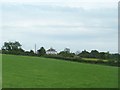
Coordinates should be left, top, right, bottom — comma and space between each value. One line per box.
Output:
46, 48, 57, 55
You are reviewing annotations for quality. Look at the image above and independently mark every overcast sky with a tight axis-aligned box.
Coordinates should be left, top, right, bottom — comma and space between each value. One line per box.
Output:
0, 0, 118, 53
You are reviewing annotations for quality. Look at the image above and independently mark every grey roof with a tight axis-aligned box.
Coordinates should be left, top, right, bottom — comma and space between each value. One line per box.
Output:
47, 48, 57, 52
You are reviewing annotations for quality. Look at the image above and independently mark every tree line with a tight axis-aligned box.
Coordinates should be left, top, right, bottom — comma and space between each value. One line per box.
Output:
1, 41, 120, 67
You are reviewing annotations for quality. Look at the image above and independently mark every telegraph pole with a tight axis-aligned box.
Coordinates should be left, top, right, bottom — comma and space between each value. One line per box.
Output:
35, 44, 36, 54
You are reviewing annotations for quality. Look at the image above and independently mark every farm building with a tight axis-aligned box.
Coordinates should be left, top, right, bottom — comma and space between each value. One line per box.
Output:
46, 48, 57, 55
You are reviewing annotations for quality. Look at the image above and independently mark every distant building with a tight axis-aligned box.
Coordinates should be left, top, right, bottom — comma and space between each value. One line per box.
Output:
46, 48, 57, 55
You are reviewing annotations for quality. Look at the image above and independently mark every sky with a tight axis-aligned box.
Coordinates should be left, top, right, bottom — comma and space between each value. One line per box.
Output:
0, 0, 119, 53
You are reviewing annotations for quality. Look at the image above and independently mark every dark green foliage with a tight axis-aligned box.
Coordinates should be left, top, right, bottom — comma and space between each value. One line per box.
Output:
3, 41, 21, 51
45, 54, 119, 67
2, 42, 25, 56
1, 41, 36, 56
64, 48, 70, 53
108, 53, 120, 66
1, 41, 120, 67
78, 50, 90, 58
58, 48, 75, 57
30, 50, 34, 54
24, 50, 35, 56
58, 51, 75, 57
78, 50, 111, 60
90, 50, 99, 58
45, 54, 82, 62
37, 47, 46, 56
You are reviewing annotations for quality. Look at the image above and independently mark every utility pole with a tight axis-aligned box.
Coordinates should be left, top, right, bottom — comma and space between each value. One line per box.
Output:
35, 44, 36, 54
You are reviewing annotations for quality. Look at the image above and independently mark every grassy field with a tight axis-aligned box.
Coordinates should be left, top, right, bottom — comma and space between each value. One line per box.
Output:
0, 54, 2, 89
2, 54, 118, 88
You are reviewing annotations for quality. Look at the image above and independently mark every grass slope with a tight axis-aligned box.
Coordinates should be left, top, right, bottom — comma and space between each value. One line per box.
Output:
2, 54, 118, 88
0, 54, 2, 89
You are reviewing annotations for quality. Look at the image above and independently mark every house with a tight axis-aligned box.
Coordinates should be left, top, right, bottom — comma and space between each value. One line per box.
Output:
46, 48, 57, 55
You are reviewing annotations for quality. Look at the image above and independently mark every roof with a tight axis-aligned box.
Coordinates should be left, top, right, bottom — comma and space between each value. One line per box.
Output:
47, 48, 57, 52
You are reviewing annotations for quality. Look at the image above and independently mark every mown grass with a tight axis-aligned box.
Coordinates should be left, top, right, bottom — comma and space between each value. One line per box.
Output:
2, 54, 118, 88
0, 54, 2, 89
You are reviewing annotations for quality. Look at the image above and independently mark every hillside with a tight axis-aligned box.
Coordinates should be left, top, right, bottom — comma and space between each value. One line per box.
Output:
2, 54, 118, 88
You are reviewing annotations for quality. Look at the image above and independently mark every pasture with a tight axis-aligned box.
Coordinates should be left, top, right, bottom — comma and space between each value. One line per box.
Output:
2, 54, 118, 88
0, 54, 2, 89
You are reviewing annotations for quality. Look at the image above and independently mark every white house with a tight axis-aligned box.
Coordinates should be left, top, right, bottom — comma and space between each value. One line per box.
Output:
46, 48, 57, 55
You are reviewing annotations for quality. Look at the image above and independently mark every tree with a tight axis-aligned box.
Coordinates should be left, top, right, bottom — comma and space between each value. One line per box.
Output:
3, 42, 11, 50
3, 41, 21, 51
29, 50, 35, 55
75, 51, 81, 55
58, 51, 75, 57
37, 47, 46, 56
12, 41, 21, 50
30, 50, 34, 53
90, 50, 99, 58
78, 50, 90, 58
2, 41, 23, 55
64, 48, 70, 53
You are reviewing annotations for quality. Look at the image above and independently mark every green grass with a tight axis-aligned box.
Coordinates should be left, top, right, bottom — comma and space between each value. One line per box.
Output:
2, 54, 118, 88
0, 54, 2, 89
